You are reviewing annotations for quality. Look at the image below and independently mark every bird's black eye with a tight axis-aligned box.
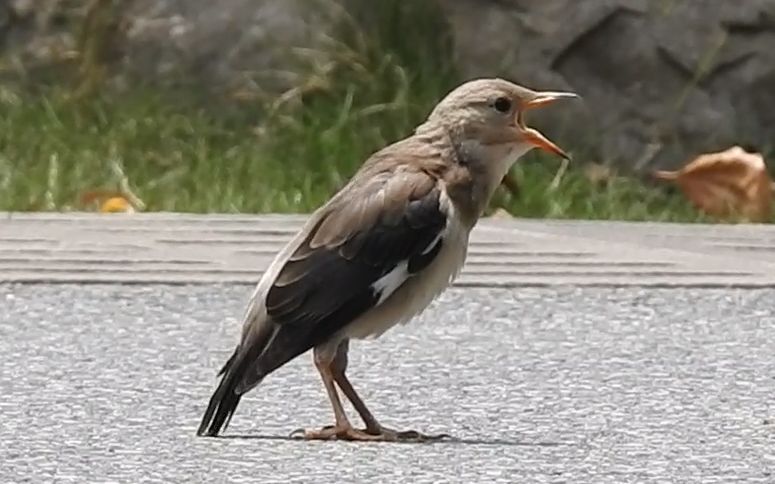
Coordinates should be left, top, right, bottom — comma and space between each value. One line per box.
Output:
493, 97, 512, 113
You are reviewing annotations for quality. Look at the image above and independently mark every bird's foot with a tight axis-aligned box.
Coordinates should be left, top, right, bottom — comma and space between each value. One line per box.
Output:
367, 425, 451, 443
290, 424, 451, 443
289, 424, 384, 442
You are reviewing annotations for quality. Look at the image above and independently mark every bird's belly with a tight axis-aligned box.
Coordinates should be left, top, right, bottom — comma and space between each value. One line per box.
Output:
344, 224, 469, 340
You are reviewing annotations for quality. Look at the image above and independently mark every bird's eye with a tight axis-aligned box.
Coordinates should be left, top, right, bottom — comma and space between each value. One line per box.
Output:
493, 97, 512, 113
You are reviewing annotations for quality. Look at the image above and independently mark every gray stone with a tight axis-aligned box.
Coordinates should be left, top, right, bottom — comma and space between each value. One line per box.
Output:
440, 0, 775, 170
0, 0, 75, 67
2, 0, 775, 171
120, 0, 335, 92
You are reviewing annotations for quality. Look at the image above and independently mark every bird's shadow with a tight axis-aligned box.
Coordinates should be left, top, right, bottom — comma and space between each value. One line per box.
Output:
212, 433, 570, 447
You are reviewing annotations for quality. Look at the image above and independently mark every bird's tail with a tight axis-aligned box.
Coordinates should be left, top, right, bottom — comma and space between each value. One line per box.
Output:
196, 348, 249, 437
197, 324, 274, 437
197, 323, 299, 437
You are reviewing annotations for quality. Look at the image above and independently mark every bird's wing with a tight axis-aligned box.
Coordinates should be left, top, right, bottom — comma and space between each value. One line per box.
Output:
240, 167, 448, 384
268, 167, 447, 334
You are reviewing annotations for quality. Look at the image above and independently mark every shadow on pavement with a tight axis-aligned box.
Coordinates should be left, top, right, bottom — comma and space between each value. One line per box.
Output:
213, 434, 571, 447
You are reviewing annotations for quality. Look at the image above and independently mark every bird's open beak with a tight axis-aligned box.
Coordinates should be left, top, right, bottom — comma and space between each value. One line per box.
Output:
517, 91, 578, 160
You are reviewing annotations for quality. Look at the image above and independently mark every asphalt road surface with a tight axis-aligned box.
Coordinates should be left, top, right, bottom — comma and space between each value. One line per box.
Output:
1, 284, 773, 483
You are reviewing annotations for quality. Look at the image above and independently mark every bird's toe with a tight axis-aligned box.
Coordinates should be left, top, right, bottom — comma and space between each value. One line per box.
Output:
290, 424, 382, 441
291, 423, 451, 443
369, 426, 452, 443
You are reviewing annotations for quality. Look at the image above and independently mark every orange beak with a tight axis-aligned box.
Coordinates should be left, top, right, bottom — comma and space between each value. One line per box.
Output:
517, 91, 578, 160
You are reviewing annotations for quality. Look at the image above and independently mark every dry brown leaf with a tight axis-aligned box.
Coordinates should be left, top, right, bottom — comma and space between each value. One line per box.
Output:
79, 190, 138, 213
654, 146, 772, 222
99, 197, 135, 213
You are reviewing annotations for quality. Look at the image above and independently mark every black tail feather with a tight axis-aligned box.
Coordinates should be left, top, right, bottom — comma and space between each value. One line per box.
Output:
197, 349, 245, 437
197, 323, 279, 437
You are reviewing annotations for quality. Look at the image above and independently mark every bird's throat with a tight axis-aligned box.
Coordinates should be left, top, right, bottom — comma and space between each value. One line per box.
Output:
457, 140, 530, 212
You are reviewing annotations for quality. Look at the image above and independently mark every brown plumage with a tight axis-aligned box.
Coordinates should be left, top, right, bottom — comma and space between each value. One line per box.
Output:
197, 78, 577, 441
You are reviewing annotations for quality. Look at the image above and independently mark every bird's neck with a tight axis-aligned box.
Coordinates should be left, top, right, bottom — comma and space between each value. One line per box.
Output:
458, 138, 527, 198
417, 124, 516, 226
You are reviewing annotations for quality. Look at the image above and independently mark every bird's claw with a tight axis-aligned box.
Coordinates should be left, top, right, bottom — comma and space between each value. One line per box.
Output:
289, 424, 381, 441
373, 427, 452, 443
289, 424, 451, 443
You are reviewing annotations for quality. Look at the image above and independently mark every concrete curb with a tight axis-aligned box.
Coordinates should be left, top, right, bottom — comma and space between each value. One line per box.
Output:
2, 212, 775, 287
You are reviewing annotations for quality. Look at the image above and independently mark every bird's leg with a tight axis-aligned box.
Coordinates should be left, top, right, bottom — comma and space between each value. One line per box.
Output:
329, 339, 381, 432
330, 339, 451, 443
292, 345, 383, 441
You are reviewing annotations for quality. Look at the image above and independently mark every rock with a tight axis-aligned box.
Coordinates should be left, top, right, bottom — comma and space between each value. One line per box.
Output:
0, 0, 77, 69
439, 0, 775, 171
120, 0, 338, 93
2, 0, 775, 172
9, 0, 36, 18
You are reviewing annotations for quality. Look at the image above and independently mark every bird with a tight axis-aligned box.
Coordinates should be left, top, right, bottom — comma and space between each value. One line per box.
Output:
196, 78, 577, 442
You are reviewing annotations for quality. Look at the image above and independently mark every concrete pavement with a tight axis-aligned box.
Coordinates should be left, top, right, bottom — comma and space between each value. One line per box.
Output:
1, 284, 773, 483
1, 213, 774, 483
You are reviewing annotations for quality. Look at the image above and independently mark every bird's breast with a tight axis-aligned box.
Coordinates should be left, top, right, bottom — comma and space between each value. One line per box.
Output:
344, 212, 470, 340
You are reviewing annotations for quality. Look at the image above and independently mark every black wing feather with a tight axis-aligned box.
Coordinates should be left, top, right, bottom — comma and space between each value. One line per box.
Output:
259, 185, 447, 372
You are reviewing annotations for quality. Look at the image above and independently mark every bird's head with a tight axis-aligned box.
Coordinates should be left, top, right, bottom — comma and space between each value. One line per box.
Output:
419, 78, 578, 181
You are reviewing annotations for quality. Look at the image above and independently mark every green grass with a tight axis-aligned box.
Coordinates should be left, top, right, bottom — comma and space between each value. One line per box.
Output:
0, 0, 715, 221
0, 85, 707, 221
497, 156, 708, 222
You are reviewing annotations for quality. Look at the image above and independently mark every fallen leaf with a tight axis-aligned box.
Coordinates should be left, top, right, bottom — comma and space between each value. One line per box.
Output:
654, 146, 772, 222
100, 196, 135, 213
79, 189, 139, 213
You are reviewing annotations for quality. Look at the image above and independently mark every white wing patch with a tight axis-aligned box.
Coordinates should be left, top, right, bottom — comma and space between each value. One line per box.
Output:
369, 188, 454, 308
371, 261, 410, 305
421, 233, 443, 254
